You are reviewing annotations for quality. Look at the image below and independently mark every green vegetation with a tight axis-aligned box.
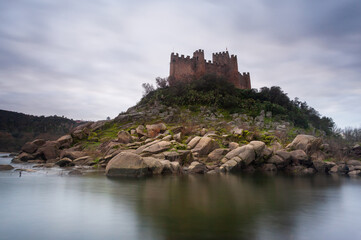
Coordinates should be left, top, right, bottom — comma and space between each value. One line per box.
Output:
139, 75, 335, 135
0, 109, 79, 152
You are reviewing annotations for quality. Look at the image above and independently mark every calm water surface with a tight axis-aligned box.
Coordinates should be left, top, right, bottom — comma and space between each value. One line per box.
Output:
1, 153, 361, 240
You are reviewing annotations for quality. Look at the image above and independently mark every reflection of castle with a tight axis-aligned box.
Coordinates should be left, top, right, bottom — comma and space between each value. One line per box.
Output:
169, 49, 251, 89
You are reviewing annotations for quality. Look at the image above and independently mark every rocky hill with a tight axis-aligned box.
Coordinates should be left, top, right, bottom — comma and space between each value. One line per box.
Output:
9, 76, 361, 177
0, 110, 81, 152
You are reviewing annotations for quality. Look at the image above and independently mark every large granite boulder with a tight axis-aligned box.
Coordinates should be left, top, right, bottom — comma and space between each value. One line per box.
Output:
238, 145, 256, 166
220, 159, 239, 172
136, 125, 147, 137
106, 152, 150, 177
36, 141, 60, 160
55, 158, 74, 167
290, 150, 310, 166
187, 136, 201, 149
207, 148, 229, 162
249, 141, 266, 157
56, 135, 73, 149
143, 157, 164, 174
146, 123, 167, 138
60, 150, 86, 160
286, 134, 322, 153
21, 139, 46, 154
21, 142, 38, 154
117, 131, 132, 144
191, 137, 219, 156
267, 155, 286, 169
159, 160, 182, 174
188, 161, 207, 174
141, 141, 172, 154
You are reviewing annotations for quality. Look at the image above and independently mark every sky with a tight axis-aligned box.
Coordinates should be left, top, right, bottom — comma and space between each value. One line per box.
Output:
0, 0, 360, 128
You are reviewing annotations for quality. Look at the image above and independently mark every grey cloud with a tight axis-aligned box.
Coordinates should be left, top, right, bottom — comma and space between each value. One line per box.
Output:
0, 0, 360, 127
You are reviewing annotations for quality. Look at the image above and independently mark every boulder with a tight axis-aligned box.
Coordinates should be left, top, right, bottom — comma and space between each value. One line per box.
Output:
286, 134, 322, 153
73, 156, 93, 165
55, 158, 74, 167
143, 157, 164, 174
187, 136, 201, 149
267, 155, 286, 169
207, 148, 229, 162
135, 140, 161, 154
162, 150, 193, 164
188, 161, 207, 174
173, 132, 182, 142
290, 150, 310, 166
32, 139, 46, 146
312, 160, 328, 173
106, 152, 150, 177
56, 135, 73, 148
261, 147, 273, 161
348, 170, 361, 176
117, 131, 132, 144
228, 142, 239, 150
231, 127, 243, 135
21, 142, 38, 154
347, 160, 361, 166
310, 151, 326, 161
146, 123, 167, 138
159, 160, 182, 174
60, 150, 86, 160
224, 147, 243, 160
238, 145, 256, 166
17, 152, 35, 162
275, 150, 292, 162
220, 159, 239, 172
191, 137, 219, 156
37, 141, 60, 160
0, 164, 14, 171
249, 141, 266, 157
330, 164, 349, 174
271, 141, 283, 153
136, 125, 147, 137
141, 141, 171, 154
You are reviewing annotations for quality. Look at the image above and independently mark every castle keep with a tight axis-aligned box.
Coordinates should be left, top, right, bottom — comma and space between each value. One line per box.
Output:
169, 49, 251, 89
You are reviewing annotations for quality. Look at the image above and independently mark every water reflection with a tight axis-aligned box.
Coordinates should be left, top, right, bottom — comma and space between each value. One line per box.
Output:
1, 152, 361, 240
118, 174, 346, 240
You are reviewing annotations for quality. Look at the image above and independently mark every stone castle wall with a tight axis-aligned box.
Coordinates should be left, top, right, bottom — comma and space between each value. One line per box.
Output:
169, 49, 251, 89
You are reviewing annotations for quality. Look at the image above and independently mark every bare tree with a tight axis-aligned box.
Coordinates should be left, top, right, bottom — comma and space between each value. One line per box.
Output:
142, 83, 155, 96
155, 77, 168, 89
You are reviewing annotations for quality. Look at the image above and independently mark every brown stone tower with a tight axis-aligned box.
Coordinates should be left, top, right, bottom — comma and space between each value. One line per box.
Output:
169, 49, 251, 89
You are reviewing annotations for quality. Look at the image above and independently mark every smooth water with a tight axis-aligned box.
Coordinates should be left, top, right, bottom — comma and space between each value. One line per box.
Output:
1, 153, 361, 240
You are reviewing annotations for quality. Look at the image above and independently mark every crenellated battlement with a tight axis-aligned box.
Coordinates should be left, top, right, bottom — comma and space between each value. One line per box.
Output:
169, 49, 251, 89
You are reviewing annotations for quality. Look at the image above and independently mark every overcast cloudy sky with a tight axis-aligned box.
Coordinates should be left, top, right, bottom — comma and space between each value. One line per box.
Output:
0, 0, 360, 127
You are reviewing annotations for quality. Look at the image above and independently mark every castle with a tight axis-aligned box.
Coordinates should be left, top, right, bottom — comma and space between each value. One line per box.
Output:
169, 49, 251, 89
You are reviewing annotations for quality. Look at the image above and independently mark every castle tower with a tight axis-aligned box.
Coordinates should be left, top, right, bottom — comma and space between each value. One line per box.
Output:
193, 49, 206, 78
169, 49, 251, 89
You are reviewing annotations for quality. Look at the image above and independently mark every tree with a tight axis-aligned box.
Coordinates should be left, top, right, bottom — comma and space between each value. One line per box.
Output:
142, 83, 155, 96
155, 77, 168, 89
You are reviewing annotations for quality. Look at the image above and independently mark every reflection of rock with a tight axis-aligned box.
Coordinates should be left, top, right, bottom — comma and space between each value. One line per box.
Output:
133, 174, 342, 240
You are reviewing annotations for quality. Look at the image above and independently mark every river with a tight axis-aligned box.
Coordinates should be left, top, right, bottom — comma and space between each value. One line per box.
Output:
1, 152, 361, 240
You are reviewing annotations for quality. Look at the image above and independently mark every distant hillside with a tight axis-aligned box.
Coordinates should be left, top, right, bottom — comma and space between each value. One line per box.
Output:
0, 110, 82, 152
